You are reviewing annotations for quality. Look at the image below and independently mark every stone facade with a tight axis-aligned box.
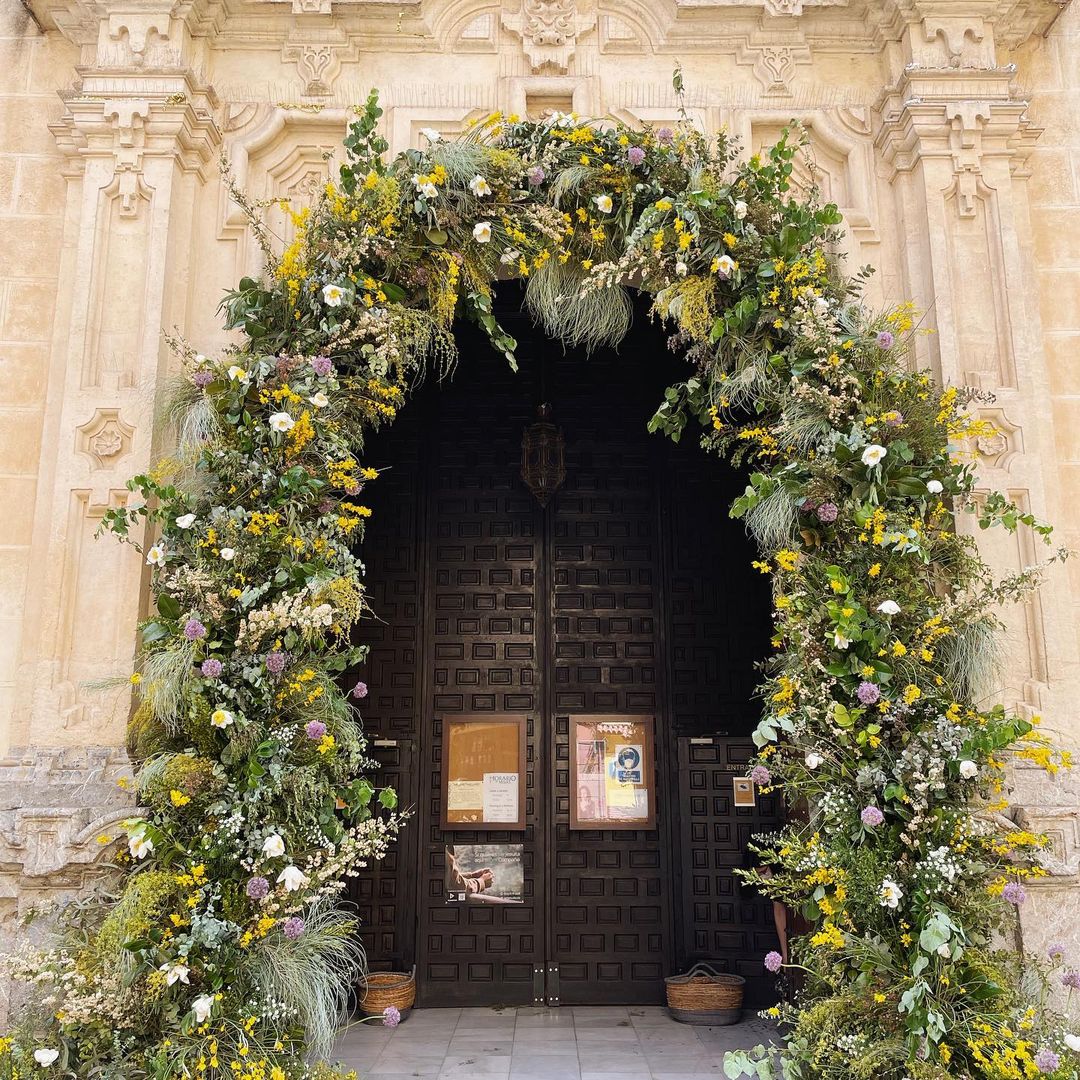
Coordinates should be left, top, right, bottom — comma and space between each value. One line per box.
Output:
1, 0, 1078, 979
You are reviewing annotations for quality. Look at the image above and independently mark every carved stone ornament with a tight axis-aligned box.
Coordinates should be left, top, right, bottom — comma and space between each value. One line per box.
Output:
502, 0, 598, 73
76, 408, 135, 469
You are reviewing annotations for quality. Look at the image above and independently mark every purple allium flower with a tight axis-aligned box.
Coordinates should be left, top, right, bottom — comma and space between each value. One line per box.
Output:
201, 658, 223, 679
282, 916, 305, 940
1002, 882, 1027, 906
318, 499, 335, 514
193, 370, 213, 388
383, 1005, 401, 1028
1048, 942, 1067, 961
764, 951, 783, 974
627, 146, 646, 167
1034, 1049, 1060, 1074
526, 165, 546, 187
352, 681, 369, 699
184, 618, 207, 641
311, 355, 333, 377
246, 876, 270, 900
1062, 968, 1080, 990
305, 720, 327, 740
656, 127, 674, 145
816, 502, 839, 523
861, 805, 885, 828
750, 765, 771, 786
884, 411, 905, 428
265, 651, 287, 676
857, 681, 881, 706
876, 330, 895, 350
345, 483, 362, 497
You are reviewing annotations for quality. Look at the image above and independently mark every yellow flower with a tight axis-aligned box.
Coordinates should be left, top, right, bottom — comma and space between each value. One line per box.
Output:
170, 789, 191, 807
130, 672, 142, 685
868, 563, 881, 578
873, 992, 886, 1003
775, 549, 798, 572
902, 684, 922, 705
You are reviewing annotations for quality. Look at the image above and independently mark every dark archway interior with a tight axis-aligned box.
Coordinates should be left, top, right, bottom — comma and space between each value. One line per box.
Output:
348, 284, 781, 1008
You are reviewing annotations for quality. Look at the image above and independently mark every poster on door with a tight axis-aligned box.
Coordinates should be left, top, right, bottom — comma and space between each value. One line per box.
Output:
570, 716, 655, 830
445, 843, 524, 904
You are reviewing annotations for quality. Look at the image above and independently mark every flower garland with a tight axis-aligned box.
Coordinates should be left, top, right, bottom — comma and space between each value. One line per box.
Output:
3, 85, 1077, 1080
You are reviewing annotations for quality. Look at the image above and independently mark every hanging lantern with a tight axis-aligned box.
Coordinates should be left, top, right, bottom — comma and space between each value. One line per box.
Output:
520, 403, 566, 507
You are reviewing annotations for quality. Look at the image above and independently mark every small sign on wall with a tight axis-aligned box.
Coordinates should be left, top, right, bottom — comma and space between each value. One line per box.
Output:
733, 776, 756, 808
441, 715, 527, 831
445, 843, 524, 904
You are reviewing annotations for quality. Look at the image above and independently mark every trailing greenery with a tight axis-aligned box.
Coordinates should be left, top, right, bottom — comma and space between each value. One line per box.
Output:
3, 83, 1077, 1080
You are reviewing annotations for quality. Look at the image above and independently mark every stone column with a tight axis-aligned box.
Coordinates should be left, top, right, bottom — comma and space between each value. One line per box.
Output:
0, 0, 221, 986
873, 0, 1080, 955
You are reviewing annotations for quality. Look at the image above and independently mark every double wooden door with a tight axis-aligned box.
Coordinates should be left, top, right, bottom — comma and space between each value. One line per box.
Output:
348, 296, 778, 1007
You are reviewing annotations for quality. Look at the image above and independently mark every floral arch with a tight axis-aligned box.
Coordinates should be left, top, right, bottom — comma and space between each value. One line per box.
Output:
4, 89, 1076, 1080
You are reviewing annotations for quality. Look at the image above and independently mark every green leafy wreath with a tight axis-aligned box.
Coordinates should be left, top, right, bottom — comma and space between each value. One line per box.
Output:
3, 82, 1077, 1080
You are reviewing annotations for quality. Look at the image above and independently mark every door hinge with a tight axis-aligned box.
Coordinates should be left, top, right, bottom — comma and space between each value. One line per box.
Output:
532, 965, 545, 1005
547, 963, 560, 1006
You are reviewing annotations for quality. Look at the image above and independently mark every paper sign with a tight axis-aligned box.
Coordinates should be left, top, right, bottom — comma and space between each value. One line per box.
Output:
482, 772, 519, 822
447, 780, 484, 812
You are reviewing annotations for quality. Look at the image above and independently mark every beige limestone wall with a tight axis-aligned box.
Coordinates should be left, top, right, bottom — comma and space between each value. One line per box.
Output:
0, 0, 1077, 961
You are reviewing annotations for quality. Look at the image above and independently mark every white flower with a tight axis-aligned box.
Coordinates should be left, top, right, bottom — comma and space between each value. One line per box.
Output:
219, 547, 236, 561
936, 942, 951, 958
262, 833, 286, 858
879, 878, 904, 908
927, 479, 944, 494
805, 752, 824, 770
210, 708, 233, 729
958, 759, 978, 779
862, 444, 887, 466
469, 174, 492, 197
277, 865, 309, 892
412, 175, 438, 199
194, 353, 209, 365
734, 199, 748, 219
145, 543, 167, 567
1064, 1034, 1080, 1053
715, 254, 737, 278
594, 194, 613, 213
877, 600, 901, 616
500, 249, 520, 266
419, 127, 442, 143
269, 412, 295, 433
227, 365, 248, 382
812, 297, 830, 318
309, 391, 329, 409
175, 513, 196, 530
33, 1049, 60, 1067
833, 632, 851, 650
192, 995, 214, 1024
128, 830, 154, 860
321, 283, 345, 307
473, 221, 492, 244
159, 962, 190, 986
675, 261, 688, 277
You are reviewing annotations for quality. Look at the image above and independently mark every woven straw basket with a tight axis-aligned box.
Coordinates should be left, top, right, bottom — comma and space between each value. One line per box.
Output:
359, 968, 416, 1021
664, 962, 745, 1025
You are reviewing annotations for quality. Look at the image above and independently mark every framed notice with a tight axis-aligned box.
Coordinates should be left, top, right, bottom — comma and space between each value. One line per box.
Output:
733, 776, 757, 807
569, 715, 655, 830
441, 714, 527, 831
445, 844, 524, 904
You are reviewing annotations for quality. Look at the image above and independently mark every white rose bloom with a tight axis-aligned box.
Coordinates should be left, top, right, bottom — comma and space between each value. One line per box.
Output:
33, 1049, 60, 1067
277, 864, 309, 892
877, 600, 901, 616
862, 444, 887, 466
321, 283, 345, 307
594, 194, 613, 213
159, 963, 190, 986
927, 480, 944, 494
128, 832, 154, 860
715, 255, 737, 278
219, 547, 236, 561
192, 995, 214, 1023
473, 221, 492, 244
734, 199, 748, 219
227, 365, 248, 382
146, 543, 167, 567
1064, 1034, 1080, 1053
419, 180, 438, 199
958, 759, 978, 779
210, 708, 233, 729
269, 412, 295, 433
262, 833, 286, 858
805, 752, 824, 770
309, 391, 329, 409
675, 261, 688, 277
469, 174, 492, 197
419, 127, 442, 143
175, 513, 196, 529
879, 878, 904, 908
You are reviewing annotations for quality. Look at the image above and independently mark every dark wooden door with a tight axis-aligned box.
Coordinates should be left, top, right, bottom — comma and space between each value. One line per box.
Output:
349, 289, 774, 1007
